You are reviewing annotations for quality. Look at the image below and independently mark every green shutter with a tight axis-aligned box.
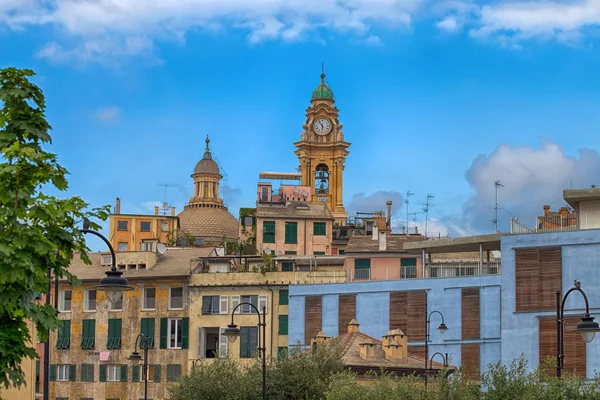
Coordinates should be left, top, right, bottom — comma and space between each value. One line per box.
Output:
313, 222, 326, 235
239, 327, 249, 358
314, 251, 326, 255
89, 320, 95, 349
82, 320, 96, 349
80, 364, 86, 382
120, 365, 128, 382
57, 320, 71, 349
355, 259, 371, 269
263, 221, 275, 243
284, 251, 296, 255
279, 290, 289, 305
49, 364, 56, 381
153, 365, 161, 382
277, 347, 288, 360
160, 318, 168, 349
285, 222, 297, 244
35, 360, 40, 393
278, 315, 288, 335
132, 365, 140, 382
181, 317, 189, 349
99, 365, 107, 382
401, 258, 417, 266
141, 318, 155, 348
69, 364, 76, 382
108, 319, 122, 349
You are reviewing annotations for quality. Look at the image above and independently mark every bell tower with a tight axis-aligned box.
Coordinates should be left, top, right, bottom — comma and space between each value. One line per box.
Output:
294, 69, 350, 225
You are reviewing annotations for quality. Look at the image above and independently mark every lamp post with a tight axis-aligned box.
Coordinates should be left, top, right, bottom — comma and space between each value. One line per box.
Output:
556, 280, 600, 378
425, 310, 448, 387
42, 267, 58, 400
429, 352, 449, 370
81, 219, 133, 305
129, 333, 150, 400
222, 302, 267, 400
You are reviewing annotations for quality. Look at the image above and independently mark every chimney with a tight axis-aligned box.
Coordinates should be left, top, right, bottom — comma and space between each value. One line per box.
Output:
386, 200, 392, 228
559, 207, 568, 217
414, 226, 419, 235
154, 206, 159, 216
383, 329, 408, 361
372, 225, 379, 240
115, 197, 121, 214
543, 205, 550, 216
312, 331, 330, 349
359, 339, 377, 360
378, 231, 387, 251
347, 319, 360, 334
171, 206, 176, 216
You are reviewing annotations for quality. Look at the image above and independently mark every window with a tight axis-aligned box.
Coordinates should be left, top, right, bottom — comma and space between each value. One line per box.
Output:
140, 222, 151, 232
142, 242, 153, 252
100, 364, 127, 383
168, 318, 183, 349
169, 287, 183, 309
277, 347, 288, 360
339, 250, 345, 255
35, 360, 40, 393
401, 258, 417, 279
161, 221, 169, 232
313, 251, 326, 255
81, 320, 95, 350
313, 222, 326, 236
263, 221, 275, 243
285, 222, 297, 244
284, 251, 296, 255
279, 290, 289, 305
239, 326, 258, 358
201, 295, 228, 315
57, 364, 73, 382
241, 295, 257, 314
141, 318, 155, 348
143, 288, 156, 310
166, 364, 182, 382
281, 262, 293, 272
107, 365, 121, 382
354, 259, 371, 280
110, 295, 123, 311
117, 221, 128, 231
278, 315, 288, 335
56, 320, 71, 349
80, 364, 94, 382
84, 289, 96, 312
133, 364, 156, 382
118, 242, 128, 251
59, 290, 72, 312
107, 319, 122, 349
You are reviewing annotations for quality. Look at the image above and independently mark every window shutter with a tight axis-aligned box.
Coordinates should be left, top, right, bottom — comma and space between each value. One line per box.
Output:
249, 327, 259, 356
197, 328, 204, 358
120, 365, 128, 382
69, 364, 76, 382
153, 365, 161, 382
338, 294, 356, 332
80, 365, 86, 382
219, 296, 229, 315
258, 295, 268, 314
141, 318, 155, 348
50, 365, 57, 381
232, 295, 240, 314
461, 288, 480, 340
219, 327, 228, 356
201, 297, 211, 314
239, 327, 249, 358
132, 365, 140, 382
159, 318, 168, 349
279, 315, 289, 335
89, 320, 96, 349
88, 364, 94, 382
116, 319, 122, 348
279, 290, 289, 306
181, 317, 189, 349
99, 365, 107, 382
304, 296, 322, 344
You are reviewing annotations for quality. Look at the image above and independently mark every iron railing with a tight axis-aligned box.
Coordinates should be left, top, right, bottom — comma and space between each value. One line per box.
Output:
509, 214, 600, 234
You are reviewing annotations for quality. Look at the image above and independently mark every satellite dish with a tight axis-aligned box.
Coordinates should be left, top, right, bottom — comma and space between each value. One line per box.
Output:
162, 202, 170, 210
293, 187, 298, 193
301, 190, 308, 197
157, 243, 167, 255
264, 248, 271, 255
278, 250, 283, 255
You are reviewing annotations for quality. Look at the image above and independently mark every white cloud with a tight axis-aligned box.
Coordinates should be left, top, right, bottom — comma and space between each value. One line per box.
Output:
141, 201, 163, 213
354, 35, 384, 46
347, 190, 404, 218
1, 0, 420, 63
462, 141, 600, 232
93, 106, 120, 122
436, 16, 461, 32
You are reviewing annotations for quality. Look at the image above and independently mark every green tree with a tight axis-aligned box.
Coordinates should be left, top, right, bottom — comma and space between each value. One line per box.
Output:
0, 67, 108, 390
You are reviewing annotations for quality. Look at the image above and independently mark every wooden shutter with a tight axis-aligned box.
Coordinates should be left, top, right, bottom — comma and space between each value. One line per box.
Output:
68, 365, 76, 382
181, 317, 189, 350
539, 316, 586, 377
197, 327, 204, 358
259, 295, 268, 314
159, 318, 168, 349
153, 365, 161, 382
462, 288, 480, 340
279, 290, 289, 306
390, 292, 408, 332
219, 327, 228, 356
338, 294, 356, 333
49, 365, 56, 381
120, 365, 128, 382
461, 343, 480, 379
249, 327, 259, 356
99, 365, 107, 382
516, 247, 562, 312
409, 346, 425, 358
219, 296, 229, 315
390, 291, 426, 341
279, 315, 289, 335
141, 318, 155, 348
132, 365, 140, 382
305, 296, 322, 344
240, 327, 250, 358
232, 295, 240, 314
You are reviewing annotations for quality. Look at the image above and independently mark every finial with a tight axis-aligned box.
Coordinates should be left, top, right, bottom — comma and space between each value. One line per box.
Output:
320, 61, 326, 82
205, 134, 210, 151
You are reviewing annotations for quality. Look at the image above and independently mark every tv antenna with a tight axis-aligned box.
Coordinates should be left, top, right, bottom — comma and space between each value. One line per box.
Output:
419, 194, 435, 239
158, 183, 177, 215
492, 181, 504, 232
405, 191, 414, 233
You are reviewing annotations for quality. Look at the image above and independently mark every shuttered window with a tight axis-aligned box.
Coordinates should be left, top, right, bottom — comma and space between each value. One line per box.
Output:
516, 247, 562, 312
390, 291, 426, 341
278, 315, 289, 335
263, 221, 275, 243
141, 318, 155, 348
401, 258, 417, 279
80, 364, 94, 382
461, 288, 480, 340
539, 316, 586, 377
107, 319, 122, 349
166, 364, 182, 382
338, 294, 356, 333
240, 326, 259, 358
304, 296, 322, 344
279, 290, 289, 305
285, 222, 298, 244
461, 343, 480, 379
313, 222, 326, 236
56, 320, 71, 349
355, 259, 370, 269
81, 320, 95, 350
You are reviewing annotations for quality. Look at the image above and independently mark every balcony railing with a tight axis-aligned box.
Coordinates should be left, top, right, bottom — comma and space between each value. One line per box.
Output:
348, 267, 419, 282
509, 214, 600, 234
428, 261, 501, 278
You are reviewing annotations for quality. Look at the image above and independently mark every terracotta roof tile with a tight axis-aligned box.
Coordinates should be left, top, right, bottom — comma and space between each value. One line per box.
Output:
178, 205, 238, 240
256, 201, 334, 220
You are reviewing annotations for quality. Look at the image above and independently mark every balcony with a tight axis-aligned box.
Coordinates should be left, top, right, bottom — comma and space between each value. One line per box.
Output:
428, 261, 501, 278
509, 214, 600, 234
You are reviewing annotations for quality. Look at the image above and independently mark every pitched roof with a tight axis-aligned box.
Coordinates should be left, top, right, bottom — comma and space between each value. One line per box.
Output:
345, 235, 424, 253
256, 201, 333, 220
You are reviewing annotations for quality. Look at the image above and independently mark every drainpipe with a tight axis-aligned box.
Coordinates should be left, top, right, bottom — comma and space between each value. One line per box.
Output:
479, 243, 483, 275
422, 248, 426, 278
267, 287, 275, 359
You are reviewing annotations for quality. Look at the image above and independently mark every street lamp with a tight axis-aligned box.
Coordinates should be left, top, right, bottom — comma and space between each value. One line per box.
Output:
221, 302, 267, 400
81, 218, 133, 305
129, 333, 151, 400
425, 310, 447, 387
429, 352, 449, 370
556, 280, 600, 377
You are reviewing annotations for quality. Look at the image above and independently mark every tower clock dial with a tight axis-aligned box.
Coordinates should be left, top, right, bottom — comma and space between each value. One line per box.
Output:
313, 118, 332, 135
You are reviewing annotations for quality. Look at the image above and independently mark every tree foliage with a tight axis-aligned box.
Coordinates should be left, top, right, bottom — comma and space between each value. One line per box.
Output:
0, 67, 108, 390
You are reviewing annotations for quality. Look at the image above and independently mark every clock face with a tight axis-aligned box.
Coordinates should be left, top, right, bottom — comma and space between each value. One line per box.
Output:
313, 118, 332, 135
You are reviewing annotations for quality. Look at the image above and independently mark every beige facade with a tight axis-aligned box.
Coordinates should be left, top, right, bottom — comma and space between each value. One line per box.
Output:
0, 320, 37, 400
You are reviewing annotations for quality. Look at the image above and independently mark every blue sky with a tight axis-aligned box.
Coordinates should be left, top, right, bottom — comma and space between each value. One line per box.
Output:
3, 0, 600, 249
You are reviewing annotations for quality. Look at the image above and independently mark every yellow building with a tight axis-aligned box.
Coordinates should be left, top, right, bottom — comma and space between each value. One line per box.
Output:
0, 320, 37, 400
294, 71, 350, 225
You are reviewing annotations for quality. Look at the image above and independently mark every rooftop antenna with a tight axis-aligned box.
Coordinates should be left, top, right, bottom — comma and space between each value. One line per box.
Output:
405, 191, 414, 234
419, 194, 435, 239
493, 181, 504, 232
158, 183, 176, 215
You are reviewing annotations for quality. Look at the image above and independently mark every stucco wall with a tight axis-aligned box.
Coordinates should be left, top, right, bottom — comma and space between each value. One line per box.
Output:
256, 218, 332, 256
346, 255, 424, 280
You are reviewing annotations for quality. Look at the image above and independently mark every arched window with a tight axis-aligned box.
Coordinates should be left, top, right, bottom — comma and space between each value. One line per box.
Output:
315, 164, 329, 194
204, 181, 209, 197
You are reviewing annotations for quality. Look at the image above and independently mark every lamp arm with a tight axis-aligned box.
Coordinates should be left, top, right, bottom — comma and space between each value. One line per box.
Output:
428, 310, 445, 324
561, 286, 592, 318
231, 302, 263, 325
429, 352, 446, 369
133, 333, 143, 353
82, 229, 117, 272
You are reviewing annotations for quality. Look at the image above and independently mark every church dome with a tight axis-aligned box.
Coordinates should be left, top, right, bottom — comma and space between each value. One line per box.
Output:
178, 204, 239, 242
312, 72, 334, 100
194, 136, 220, 175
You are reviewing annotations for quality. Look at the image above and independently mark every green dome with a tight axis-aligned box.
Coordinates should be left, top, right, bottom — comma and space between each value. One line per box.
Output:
311, 72, 334, 100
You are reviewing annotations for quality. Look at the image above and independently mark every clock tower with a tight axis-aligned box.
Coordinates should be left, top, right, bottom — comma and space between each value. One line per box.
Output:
294, 70, 350, 225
